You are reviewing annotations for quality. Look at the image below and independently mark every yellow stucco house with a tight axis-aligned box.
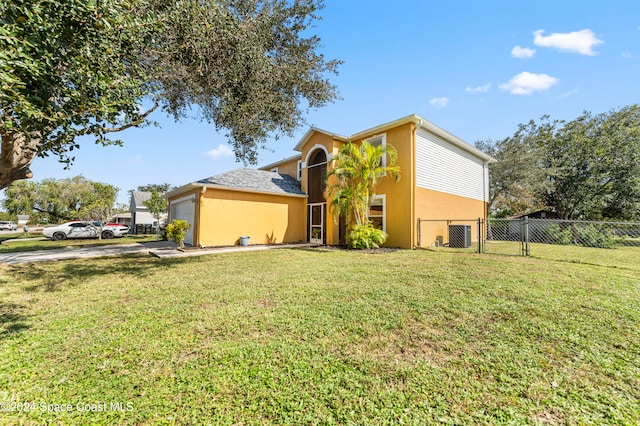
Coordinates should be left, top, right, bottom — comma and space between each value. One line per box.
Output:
166, 114, 493, 249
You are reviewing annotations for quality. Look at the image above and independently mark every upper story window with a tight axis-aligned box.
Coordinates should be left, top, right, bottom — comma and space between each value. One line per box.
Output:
270, 167, 279, 173
365, 134, 387, 168
297, 160, 303, 181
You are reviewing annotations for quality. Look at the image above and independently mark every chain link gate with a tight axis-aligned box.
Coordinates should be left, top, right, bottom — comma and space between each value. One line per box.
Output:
484, 217, 529, 256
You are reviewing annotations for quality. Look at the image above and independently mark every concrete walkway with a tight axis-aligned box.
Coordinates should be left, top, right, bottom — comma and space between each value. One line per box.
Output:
0, 241, 315, 265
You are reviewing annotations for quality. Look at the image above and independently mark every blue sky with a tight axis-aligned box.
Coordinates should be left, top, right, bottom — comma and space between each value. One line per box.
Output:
12, 0, 640, 205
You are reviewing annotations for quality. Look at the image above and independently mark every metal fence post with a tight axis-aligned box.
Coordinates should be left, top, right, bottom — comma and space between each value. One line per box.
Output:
523, 216, 530, 256
417, 217, 421, 248
477, 217, 482, 253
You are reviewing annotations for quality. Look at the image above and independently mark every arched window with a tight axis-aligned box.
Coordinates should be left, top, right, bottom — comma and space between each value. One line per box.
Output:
307, 149, 327, 203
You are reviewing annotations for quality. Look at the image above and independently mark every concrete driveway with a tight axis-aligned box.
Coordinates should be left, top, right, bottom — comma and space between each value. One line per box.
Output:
0, 241, 313, 265
0, 243, 154, 265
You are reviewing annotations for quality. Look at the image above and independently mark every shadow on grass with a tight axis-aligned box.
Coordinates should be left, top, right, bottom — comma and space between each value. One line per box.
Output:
10, 254, 195, 292
0, 302, 30, 339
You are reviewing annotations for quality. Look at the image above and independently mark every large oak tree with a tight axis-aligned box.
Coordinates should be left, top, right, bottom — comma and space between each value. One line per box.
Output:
0, 0, 341, 189
479, 104, 640, 220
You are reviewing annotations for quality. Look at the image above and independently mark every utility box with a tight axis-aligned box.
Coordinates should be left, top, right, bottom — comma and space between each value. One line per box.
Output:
449, 225, 472, 248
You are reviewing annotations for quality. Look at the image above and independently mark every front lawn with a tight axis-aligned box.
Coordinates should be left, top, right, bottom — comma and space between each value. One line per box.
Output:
0, 249, 638, 424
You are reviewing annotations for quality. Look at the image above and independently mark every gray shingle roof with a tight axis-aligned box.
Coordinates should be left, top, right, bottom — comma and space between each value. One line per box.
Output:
197, 168, 305, 196
132, 191, 152, 208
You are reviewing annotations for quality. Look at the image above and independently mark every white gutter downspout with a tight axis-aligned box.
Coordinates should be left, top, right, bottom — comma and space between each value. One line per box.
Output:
413, 118, 423, 248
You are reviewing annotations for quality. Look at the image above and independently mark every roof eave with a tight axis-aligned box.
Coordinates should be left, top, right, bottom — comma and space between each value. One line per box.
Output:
198, 183, 308, 198
165, 182, 307, 199
293, 127, 348, 151
348, 114, 421, 141
258, 154, 302, 171
417, 118, 496, 163
164, 183, 200, 199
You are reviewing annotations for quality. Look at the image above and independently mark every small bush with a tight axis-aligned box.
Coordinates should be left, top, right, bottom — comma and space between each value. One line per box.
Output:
166, 220, 190, 247
347, 223, 387, 249
575, 224, 615, 249
546, 223, 572, 245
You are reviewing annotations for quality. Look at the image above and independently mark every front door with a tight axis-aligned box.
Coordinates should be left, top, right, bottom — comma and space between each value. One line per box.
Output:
309, 203, 325, 244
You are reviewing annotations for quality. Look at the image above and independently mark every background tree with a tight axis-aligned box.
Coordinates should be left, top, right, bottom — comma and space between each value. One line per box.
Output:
135, 183, 173, 194
536, 106, 640, 220
2, 179, 37, 218
78, 182, 118, 239
325, 141, 400, 248
2, 176, 118, 223
1, 0, 341, 189
475, 125, 546, 217
481, 104, 640, 220
143, 190, 168, 240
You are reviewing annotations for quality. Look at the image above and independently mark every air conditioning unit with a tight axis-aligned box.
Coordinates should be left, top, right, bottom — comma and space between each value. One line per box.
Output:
449, 225, 472, 248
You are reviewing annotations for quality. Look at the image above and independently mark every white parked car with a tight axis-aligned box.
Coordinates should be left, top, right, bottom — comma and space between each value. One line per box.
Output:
43, 221, 129, 240
0, 221, 18, 231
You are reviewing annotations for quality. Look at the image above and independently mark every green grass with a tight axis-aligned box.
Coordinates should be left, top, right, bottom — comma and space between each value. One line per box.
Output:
483, 240, 640, 271
0, 248, 638, 424
0, 235, 156, 253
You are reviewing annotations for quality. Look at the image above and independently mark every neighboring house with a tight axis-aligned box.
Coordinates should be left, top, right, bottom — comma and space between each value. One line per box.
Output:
17, 215, 29, 226
508, 210, 560, 220
130, 191, 167, 232
504, 210, 562, 242
166, 114, 494, 248
111, 212, 132, 226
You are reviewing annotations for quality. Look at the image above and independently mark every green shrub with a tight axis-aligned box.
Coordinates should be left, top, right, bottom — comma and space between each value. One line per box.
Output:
546, 223, 572, 245
347, 223, 387, 249
575, 224, 615, 249
166, 220, 190, 247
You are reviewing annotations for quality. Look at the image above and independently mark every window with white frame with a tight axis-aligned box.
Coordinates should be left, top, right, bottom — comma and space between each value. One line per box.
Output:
368, 195, 386, 231
297, 160, 303, 180
271, 167, 279, 173
365, 134, 387, 168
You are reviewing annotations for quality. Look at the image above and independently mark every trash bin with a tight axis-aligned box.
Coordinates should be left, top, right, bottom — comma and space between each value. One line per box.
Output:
239, 236, 250, 246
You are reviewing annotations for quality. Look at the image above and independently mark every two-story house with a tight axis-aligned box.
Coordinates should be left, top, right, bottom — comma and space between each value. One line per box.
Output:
165, 114, 493, 248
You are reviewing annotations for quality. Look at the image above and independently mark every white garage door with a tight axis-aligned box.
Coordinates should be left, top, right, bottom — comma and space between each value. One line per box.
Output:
171, 198, 195, 246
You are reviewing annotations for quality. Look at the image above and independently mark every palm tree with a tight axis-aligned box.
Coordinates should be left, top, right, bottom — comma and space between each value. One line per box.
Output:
325, 140, 400, 247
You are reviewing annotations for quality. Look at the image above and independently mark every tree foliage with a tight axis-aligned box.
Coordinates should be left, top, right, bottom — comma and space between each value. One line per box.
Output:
0, 0, 341, 189
479, 104, 640, 220
135, 183, 172, 194
2, 176, 118, 223
142, 190, 168, 219
325, 141, 400, 248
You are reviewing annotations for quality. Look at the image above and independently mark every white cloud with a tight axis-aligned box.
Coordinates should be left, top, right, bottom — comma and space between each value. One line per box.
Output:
466, 83, 491, 94
533, 29, 603, 56
557, 89, 579, 99
499, 72, 558, 95
126, 155, 142, 163
511, 46, 536, 58
203, 144, 234, 160
429, 97, 449, 108
621, 51, 634, 59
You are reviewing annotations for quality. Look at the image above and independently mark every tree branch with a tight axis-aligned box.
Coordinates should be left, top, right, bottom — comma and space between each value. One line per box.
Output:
102, 100, 160, 134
